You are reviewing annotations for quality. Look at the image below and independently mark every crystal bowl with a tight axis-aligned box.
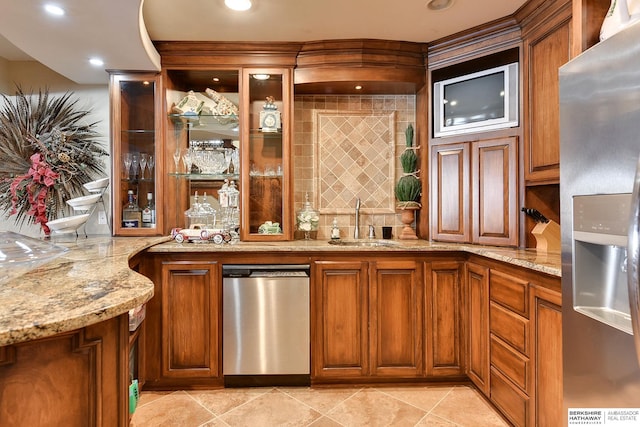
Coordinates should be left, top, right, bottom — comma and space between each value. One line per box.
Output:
0, 231, 68, 285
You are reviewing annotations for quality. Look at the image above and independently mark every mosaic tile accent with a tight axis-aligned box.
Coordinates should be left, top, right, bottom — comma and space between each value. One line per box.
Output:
293, 95, 417, 240
313, 110, 396, 214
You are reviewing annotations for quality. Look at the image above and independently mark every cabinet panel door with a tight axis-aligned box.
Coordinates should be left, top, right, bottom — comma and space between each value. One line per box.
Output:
312, 261, 368, 379
370, 260, 423, 377
431, 143, 470, 242
530, 286, 562, 427
425, 261, 463, 377
472, 137, 518, 246
524, 16, 571, 184
466, 262, 490, 394
161, 261, 220, 378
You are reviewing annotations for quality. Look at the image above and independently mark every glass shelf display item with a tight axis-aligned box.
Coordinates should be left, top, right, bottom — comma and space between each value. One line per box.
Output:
240, 68, 293, 241
164, 69, 242, 234
110, 73, 162, 236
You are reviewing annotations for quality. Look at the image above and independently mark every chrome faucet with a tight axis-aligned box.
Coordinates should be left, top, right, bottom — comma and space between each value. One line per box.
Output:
354, 198, 361, 239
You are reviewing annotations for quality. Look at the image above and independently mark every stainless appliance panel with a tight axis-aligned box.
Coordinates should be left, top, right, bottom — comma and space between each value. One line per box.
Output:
223, 267, 310, 376
560, 20, 640, 420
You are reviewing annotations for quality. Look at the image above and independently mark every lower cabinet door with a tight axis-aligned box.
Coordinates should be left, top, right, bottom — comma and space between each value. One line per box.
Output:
161, 261, 220, 379
311, 261, 369, 379
370, 260, 424, 377
466, 262, 490, 394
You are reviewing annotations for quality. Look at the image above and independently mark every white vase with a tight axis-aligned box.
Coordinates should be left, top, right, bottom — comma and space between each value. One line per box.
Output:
600, 0, 640, 41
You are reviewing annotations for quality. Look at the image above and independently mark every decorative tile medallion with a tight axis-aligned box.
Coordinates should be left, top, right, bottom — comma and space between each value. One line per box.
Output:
313, 110, 396, 214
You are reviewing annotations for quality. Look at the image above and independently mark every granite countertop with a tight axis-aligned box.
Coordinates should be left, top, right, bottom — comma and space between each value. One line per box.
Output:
149, 238, 562, 277
1, 235, 560, 348
0, 235, 165, 347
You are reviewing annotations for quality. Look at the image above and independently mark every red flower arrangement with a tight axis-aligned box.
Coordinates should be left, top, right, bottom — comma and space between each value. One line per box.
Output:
8, 153, 60, 235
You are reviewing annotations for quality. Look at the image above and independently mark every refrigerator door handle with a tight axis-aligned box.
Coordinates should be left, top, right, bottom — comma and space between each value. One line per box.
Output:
627, 155, 640, 365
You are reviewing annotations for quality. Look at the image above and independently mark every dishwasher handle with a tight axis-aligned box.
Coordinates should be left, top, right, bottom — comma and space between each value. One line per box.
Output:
222, 264, 310, 278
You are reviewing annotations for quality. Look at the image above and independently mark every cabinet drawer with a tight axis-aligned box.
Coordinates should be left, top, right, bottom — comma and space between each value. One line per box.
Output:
490, 270, 529, 317
490, 335, 529, 392
491, 368, 529, 427
490, 301, 529, 355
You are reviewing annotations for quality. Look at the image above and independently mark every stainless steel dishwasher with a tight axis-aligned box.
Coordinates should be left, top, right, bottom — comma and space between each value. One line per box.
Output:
222, 264, 310, 386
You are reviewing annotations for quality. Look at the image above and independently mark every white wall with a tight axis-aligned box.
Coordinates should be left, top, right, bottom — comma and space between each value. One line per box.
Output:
0, 61, 111, 238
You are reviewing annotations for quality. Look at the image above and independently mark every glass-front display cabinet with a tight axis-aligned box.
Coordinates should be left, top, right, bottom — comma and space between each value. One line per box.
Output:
240, 68, 293, 241
164, 69, 241, 237
110, 73, 162, 236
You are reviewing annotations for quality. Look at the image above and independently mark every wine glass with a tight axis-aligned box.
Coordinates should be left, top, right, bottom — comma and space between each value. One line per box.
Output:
122, 153, 132, 180
139, 153, 148, 180
181, 148, 193, 174
131, 153, 140, 180
172, 148, 181, 173
147, 155, 155, 179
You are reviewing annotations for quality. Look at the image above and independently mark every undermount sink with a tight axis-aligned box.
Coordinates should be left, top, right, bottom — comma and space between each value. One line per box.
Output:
328, 239, 398, 247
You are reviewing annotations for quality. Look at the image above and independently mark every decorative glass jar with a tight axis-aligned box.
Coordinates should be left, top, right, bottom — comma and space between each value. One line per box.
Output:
296, 193, 319, 240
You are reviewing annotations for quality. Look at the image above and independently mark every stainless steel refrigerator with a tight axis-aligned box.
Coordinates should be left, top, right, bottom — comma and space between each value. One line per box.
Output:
560, 20, 640, 425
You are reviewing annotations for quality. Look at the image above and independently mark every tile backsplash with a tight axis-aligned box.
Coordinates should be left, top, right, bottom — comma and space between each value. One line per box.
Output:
293, 95, 416, 240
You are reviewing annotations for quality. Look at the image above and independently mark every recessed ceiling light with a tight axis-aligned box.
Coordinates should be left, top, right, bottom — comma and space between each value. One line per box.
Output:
252, 74, 270, 80
89, 58, 104, 67
44, 4, 65, 16
355, 85, 363, 90
426, 0, 454, 11
212, 77, 220, 82
225, 0, 252, 11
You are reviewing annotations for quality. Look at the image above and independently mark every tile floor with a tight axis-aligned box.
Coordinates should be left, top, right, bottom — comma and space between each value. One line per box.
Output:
130, 384, 509, 426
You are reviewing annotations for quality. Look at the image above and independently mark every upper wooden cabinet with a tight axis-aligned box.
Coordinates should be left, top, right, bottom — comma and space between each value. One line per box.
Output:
521, 1, 572, 185
431, 136, 518, 246
241, 68, 293, 241
110, 72, 163, 236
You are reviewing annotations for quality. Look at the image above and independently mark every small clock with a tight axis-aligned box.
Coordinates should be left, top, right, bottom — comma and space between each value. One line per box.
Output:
260, 110, 281, 132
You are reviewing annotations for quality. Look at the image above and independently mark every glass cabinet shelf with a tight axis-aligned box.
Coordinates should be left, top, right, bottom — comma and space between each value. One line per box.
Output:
169, 173, 240, 181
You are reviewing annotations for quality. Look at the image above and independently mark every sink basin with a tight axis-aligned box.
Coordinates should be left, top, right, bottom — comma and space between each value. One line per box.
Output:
328, 239, 398, 247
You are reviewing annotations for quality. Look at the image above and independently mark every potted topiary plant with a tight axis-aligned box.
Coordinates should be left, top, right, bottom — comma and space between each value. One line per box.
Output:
395, 124, 421, 239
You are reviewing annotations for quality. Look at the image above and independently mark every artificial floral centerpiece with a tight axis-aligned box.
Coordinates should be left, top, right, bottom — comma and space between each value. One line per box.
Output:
0, 87, 108, 235
395, 124, 421, 239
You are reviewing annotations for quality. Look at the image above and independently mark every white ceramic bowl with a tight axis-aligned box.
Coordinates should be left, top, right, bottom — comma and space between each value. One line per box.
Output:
46, 214, 90, 234
83, 177, 109, 192
66, 194, 101, 211
0, 231, 68, 285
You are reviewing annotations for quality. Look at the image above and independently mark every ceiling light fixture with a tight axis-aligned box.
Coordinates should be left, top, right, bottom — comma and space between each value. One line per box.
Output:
426, 0, 454, 11
43, 4, 65, 16
252, 74, 270, 80
355, 85, 363, 90
89, 57, 104, 67
225, 0, 252, 11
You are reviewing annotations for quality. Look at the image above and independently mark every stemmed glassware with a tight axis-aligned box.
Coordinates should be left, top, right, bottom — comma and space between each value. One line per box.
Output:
139, 153, 148, 180
131, 154, 140, 180
122, 153, 132, 179
181, 148, 193, 174
147, 155, 155, 179
173, 148, 181, 173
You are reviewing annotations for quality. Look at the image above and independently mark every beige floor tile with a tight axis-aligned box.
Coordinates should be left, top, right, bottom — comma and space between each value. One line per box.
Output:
220, 389, 322, 427
308, 416, 344, 427
414, 413, 458, 426
327, 388, 427, 427
280, 386, 360, 413
130, 391, 216, 427
430, 386, 509, 427
187, 387, 273, 416
375, 385, 454, 412
134, 390, 174, 408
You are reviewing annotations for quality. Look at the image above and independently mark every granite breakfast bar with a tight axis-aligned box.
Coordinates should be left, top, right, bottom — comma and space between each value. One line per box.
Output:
0, 235, 561, 426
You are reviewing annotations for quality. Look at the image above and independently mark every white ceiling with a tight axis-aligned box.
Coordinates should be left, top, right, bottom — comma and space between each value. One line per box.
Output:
0, 0, 527, 85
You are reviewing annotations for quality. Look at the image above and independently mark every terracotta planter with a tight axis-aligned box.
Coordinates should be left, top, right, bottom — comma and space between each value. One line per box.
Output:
398, 206, 419, 240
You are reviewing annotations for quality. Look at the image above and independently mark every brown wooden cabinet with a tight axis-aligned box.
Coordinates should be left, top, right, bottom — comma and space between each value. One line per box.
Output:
425, 261, 464, 377
465, 262, 490, 394
311, 260, 369, 379
110, 72, 163, 236
0, 314, 130, 426
529, 285, 562, 427
431, 136, 518, 246
160, 261, 221, 379
311, 258, 423, 381
522, 1, 571, 185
